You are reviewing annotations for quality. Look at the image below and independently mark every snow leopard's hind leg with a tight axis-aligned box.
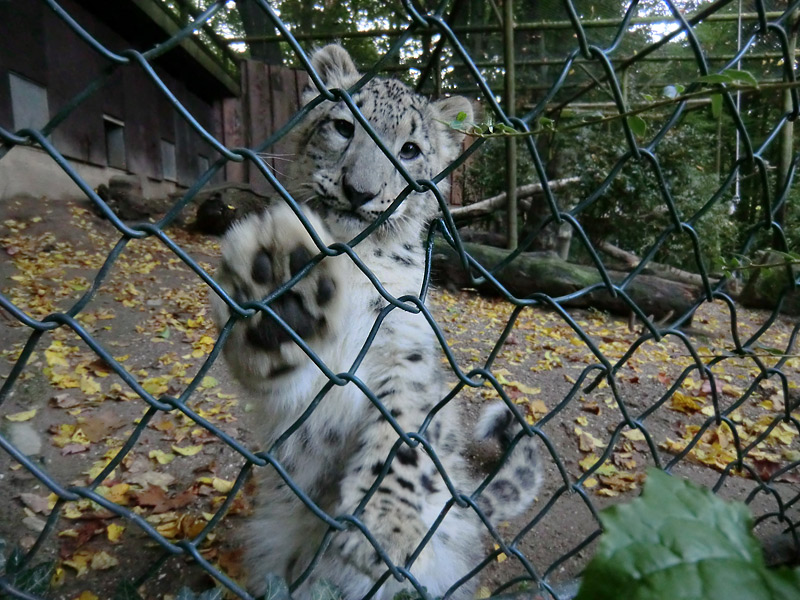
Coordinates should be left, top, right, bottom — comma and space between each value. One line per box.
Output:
210, 203, 347, 381
474, 402, 543, 522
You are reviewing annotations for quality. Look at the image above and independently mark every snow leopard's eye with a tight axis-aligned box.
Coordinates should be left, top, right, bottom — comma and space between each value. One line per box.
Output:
399, 142, 421, 160
332, 119, 354, 139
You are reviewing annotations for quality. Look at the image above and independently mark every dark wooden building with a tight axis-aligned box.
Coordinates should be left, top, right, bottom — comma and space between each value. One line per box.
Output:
0, 0, 240, 200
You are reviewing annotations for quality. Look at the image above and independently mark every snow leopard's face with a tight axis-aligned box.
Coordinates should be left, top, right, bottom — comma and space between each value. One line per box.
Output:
287, 45, 473, 238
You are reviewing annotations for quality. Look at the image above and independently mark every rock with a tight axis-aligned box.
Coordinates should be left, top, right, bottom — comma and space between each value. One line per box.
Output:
186, 183, 271, 236
94, 175, 163, 221
3, 422, 43, 456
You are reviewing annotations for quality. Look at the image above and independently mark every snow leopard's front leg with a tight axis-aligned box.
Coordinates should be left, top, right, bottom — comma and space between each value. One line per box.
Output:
210, 203, 347, 384
330, 358, 451, 582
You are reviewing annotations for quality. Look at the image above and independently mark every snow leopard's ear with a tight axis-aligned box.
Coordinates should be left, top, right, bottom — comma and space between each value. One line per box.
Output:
431, 95, 474, 152
303, 45, 361, 104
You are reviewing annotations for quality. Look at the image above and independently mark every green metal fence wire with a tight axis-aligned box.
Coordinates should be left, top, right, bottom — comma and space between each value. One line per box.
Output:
2, 0, 800, 598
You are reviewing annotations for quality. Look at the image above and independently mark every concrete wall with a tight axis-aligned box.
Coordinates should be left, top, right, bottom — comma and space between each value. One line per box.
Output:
0, 145, 181, 201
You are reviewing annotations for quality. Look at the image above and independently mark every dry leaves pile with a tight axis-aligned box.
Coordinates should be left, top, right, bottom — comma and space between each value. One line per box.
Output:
433, 288, 800, 499
1, 200, 249, 597
2, 198, 799, 595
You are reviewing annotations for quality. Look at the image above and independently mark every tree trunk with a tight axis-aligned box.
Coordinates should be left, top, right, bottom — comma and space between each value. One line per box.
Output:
236, 0, 282, 64
432, 239, 699, 321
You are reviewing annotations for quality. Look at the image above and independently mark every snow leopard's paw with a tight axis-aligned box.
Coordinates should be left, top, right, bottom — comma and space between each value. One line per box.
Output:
474, 402, 543, 522
211, 203, 345, 380
335, 509, 432, 579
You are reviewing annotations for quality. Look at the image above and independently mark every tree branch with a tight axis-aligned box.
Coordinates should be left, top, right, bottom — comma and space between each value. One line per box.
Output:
448, 177, 579, 219
595, 240, 716, 288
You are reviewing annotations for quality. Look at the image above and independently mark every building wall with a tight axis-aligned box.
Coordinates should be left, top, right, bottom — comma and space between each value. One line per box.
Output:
0, 0, 225, 200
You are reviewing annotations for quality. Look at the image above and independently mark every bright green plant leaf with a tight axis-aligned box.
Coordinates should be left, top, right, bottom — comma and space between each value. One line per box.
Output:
711, 93, 723, 119
723, 69, 759, 87
496, 123, 518, 134
576, 469, 800, 600
538, 116, 555, 130
627, 115, 647, 138
697, 73, 734, 85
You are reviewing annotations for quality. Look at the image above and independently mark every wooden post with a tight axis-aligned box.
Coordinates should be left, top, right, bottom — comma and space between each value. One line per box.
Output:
504, 0, 517, 250
775, 9, 798, 246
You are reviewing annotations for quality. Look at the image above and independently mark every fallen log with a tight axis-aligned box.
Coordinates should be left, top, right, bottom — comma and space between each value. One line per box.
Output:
432, 239, 699, 322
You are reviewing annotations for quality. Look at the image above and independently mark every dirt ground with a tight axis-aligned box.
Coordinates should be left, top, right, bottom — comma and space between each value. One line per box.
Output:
1, 195, 799, 600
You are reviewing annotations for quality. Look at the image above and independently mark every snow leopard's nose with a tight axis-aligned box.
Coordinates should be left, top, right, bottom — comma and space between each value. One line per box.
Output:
342, 175, 377, 210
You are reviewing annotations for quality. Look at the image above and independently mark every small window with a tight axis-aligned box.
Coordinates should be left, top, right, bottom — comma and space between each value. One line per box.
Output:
9, 73, 49, 131
161, 139, 177, 181
104, 116, 126, 169
197, 154, 209, 176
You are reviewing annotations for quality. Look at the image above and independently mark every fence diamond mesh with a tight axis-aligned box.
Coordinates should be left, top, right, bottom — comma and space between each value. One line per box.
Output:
1, 0, 800, 599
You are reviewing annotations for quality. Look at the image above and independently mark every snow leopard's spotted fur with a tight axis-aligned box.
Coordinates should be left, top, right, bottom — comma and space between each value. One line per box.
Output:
211, 45, 542, 599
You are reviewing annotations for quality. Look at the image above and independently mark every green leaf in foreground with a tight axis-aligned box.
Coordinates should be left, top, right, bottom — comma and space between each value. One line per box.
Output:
261, 574, 290, 600
310, 580, 344, 600
711, 93, 723, 119
576, 469, 800, 600
627, 115, 647, 138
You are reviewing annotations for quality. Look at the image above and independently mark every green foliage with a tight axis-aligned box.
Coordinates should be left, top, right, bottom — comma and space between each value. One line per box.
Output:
0, 538, 55, 597
262, 573, 291, 600
112, 582, 224, 600
310, 580, 345, 600
566, 113, 738, 271
576, 469, 800, 600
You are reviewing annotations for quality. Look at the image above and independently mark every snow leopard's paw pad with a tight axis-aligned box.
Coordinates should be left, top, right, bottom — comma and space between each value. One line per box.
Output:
211, 204, 345, 374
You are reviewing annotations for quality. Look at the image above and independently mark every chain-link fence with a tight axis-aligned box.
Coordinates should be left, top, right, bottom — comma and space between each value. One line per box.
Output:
2, 0, 800, 599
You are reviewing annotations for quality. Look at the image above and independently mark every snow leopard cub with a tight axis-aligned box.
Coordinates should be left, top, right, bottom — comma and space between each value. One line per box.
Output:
211, 45, 542, 600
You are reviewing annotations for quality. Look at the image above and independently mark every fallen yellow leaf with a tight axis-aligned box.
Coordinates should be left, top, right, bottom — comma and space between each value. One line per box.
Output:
149, 449, 176, 465
5, 409, 36, 422
212, 477, 234, 493
107, 523, 125, 543
90, 550, 119, 570
172, 444, 203, 457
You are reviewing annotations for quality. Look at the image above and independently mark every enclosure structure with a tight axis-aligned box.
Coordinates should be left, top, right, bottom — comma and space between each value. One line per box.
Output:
1, 1, 800, 600
0, 0, 237, 200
